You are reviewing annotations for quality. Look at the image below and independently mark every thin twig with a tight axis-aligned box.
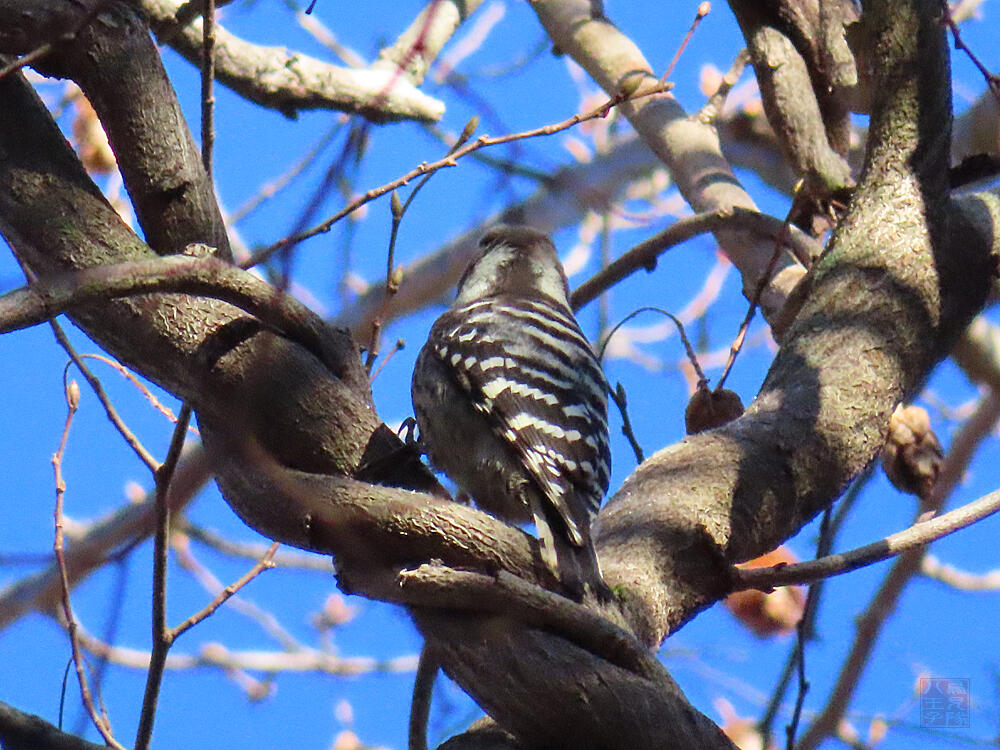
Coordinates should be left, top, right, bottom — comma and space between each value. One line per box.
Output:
598, 306, 704, 382
942, 0, 1000, 103
734, 488, 1000, 590
75, 556, 131, 739
366, 117, 478, 371
758, 473, 872, 746
408, 645, 438, 750
172, 535, 295, 648
661, 1, 710, 83
783, 509, 832, 749
79, 354, 188, 428
611, 382, 644, 464
134, 405, 192, 750
52, 379, 126, 749
599, 306, 705, 465
571, 207, 817, 312
200, 0, 216, 176
243, 81, 674, 269
785, 616, 809, 750
156, 0, 236, 45
716, 218, 791, 390
49, 321, 159, 472
370, 338, 406, 382
794, 508, 931, 750
171, 542, 278, 639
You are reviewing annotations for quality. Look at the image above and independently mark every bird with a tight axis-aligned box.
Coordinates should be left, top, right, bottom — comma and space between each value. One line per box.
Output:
411, 225, 611, 599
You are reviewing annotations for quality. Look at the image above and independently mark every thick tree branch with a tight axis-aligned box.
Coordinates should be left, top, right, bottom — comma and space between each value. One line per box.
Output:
372, 0, 485, 86
0, 0, 447, 123
143, 0, 446, 122
592, 0, 991, 649
0, 254, 356, 380
728, 0, 857, 192
528, 0, 807, 323
0, 61, 379, 478
0, 701, 106, 750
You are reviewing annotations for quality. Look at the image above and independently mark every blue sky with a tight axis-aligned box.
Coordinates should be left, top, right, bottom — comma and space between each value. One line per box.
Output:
2, 2, 1000, 748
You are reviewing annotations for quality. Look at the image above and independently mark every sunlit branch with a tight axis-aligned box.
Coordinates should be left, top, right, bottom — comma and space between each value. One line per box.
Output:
570, 207, 819, 312
244, 80, 673, 269
141, 0, 445, 122
733, 488, 1000, 590
0, 254, 350, 379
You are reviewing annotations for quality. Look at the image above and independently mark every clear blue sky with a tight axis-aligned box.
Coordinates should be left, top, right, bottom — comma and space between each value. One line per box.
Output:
2, 2, 999, 748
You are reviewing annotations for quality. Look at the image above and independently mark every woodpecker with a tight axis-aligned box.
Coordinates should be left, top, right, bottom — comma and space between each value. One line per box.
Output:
411, 225, 610, 598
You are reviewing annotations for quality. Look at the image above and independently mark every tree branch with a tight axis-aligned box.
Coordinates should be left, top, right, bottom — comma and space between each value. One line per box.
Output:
0, 700, 106, 750
0, 254, 356, 379
528, 0, 808, 324
0, 447, 211, 632
570, 207, 820, 311
141, 0, 447, 122
733, 488, 1000, 590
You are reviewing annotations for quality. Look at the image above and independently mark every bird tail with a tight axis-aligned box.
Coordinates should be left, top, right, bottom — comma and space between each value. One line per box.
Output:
529, 497, 608, 602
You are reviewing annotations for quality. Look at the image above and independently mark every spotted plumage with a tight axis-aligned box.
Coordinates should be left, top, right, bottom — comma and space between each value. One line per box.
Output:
411, 225, 610, 598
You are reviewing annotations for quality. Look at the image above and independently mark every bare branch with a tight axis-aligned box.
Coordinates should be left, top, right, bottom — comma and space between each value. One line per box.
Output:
140, 0, 446, 122
795, 517, 927, 750
50, 320, 160, 472
52, 379, 126, 749
528, 0, 808, 323
408, 647, 438, 750
0, 700, 107, 750
72, 622, 419, 675
245, 81, 672, 268
373, 0, 486, 86
920, 554, 1000, 591
171, 542, 278, 639
571, 207, 819, 311
134, 405, 192, 750
0, 254, 354, 380
0, 448, 211, 632
734, 488, 1000, 590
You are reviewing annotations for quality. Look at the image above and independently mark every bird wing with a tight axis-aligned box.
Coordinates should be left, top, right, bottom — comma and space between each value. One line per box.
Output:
428, 298, 610, 545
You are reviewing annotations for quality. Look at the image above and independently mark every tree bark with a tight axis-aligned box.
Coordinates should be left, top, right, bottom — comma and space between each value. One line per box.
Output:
0, 0, 995, 747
